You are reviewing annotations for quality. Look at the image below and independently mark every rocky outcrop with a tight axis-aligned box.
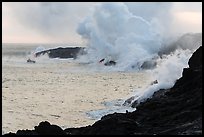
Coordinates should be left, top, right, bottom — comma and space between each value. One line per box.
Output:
104, 60, 117, 66
5, 121, 66, 135
35, 47, 86, 59
4, 46, 202, 135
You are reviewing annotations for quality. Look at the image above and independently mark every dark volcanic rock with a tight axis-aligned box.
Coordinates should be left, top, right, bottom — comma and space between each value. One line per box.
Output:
35, 47, 86, 59
65, 46, 202, 135
104, 60, 116, 66
189, 46, 202, 69
5, 46, 202, 135
141, 60, 157, 69
5, 121, 66, 135
27, 58, 36, 63
34, 121, 66, 135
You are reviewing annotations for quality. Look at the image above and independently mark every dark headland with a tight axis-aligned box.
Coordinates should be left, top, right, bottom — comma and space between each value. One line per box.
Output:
5, 46, 202, 135
34, 47, 86, 59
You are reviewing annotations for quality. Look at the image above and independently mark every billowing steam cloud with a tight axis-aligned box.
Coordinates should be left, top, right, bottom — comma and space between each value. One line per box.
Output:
77, 2, 201, 70
76, 2, 202, 106
77, 3, 166, 69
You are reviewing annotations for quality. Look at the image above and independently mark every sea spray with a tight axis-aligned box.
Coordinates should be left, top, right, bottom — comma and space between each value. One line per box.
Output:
123, 48, 193, 107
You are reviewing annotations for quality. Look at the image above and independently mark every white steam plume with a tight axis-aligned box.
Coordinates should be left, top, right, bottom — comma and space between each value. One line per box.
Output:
77, 2, 169, 70
76, 2, 202, 107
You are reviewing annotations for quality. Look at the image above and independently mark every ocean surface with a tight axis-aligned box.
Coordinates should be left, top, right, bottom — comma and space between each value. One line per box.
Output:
2, 43, 152, 134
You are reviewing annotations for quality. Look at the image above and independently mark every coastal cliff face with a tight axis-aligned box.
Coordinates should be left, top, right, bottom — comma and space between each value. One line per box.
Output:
5, 46, 202, 135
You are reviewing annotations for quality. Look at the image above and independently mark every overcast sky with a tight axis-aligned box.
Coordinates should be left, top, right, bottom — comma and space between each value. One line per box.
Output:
2, 2, 202, 44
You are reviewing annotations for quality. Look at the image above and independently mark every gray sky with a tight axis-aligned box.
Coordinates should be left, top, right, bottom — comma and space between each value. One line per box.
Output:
2, 2, 202, 44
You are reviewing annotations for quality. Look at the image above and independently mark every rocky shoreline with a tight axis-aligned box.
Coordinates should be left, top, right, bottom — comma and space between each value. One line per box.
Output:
5, 46, 202, 135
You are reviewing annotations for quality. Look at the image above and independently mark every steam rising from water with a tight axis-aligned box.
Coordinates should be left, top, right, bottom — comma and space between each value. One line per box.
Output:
76, 2, 202, 106
77, 3, 164, 70
76, 2, 201, 71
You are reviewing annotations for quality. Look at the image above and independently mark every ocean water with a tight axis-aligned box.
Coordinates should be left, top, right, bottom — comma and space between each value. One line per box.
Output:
2, 2, 201, 135
2, 43, 152, 134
